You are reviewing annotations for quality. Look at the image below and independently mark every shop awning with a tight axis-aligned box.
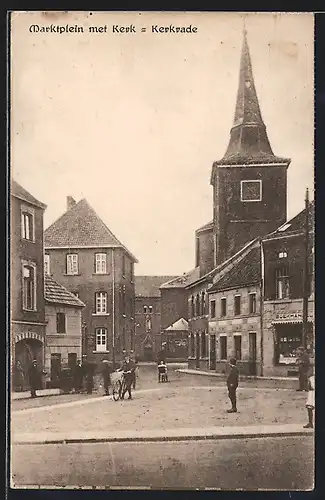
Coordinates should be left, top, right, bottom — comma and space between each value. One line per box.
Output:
272, 313, 314, 325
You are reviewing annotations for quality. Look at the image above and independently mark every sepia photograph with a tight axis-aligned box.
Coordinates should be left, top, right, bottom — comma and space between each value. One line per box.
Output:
9, 10, 314, 490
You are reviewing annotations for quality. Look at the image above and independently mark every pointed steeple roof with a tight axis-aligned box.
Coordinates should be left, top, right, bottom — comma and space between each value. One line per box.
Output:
44, 198, 138, 262
213, 29, 290, 169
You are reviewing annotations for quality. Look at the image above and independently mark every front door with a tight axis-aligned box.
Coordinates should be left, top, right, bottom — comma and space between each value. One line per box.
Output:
51, 353, 62, 388
195, 334, 200, 368
248, 332, 257, 375
209, 335, 216, 370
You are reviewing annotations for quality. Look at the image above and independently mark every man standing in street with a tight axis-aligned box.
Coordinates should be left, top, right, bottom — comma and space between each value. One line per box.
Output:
102, 359, 113, 396
28, 360, 43, 398
73, 359, 83, 393
227, 358, 239, 413
296, 347, 310, 391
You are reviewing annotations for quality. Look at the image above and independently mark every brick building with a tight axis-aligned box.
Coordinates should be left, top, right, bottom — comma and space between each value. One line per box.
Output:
134, 276, 177, 361
11, 180, 47, 389
44, 197, 138, 367
44, 274, 85, 387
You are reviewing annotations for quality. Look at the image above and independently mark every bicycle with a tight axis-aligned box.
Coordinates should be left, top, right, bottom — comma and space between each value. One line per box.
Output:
112, 370, 131, 401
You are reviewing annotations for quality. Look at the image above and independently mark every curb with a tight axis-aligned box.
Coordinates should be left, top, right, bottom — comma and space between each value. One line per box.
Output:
176, 369, 298, 382
13, 429, 313, 445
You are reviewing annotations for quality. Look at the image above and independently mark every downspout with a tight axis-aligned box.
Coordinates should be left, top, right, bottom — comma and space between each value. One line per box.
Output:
112, 249, 116, 369
260, 240, 264, 377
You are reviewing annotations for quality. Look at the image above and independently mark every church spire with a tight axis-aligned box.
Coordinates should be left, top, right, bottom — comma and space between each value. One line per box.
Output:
217, 29, 290, 166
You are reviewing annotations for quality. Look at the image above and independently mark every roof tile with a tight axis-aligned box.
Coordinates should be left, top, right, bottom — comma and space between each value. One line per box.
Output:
45, 275, 85, 308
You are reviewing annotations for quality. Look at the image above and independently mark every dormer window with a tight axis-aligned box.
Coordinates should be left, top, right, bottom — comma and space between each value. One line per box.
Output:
240, 180, 262, 202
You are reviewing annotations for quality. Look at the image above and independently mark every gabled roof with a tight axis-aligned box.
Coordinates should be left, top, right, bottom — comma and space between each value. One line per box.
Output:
211, 30, 290, 174
44, 198, 138, 262
208, 246, 261, 293
263, 200, 314, 241
11, 180, 47, 210
159, 268, 201, 289
45, 275, 85, 308
195, 220, 214, 234
135, 276, 178, 298
165, 317, 189, 331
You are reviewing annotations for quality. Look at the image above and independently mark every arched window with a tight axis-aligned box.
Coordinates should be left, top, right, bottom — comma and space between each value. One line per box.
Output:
201, 291, 206, 316
191, 296, 195, 318
190, 333, 195, 357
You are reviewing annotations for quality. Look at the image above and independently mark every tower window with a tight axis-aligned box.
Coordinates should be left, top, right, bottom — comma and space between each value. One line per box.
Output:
278, 251, 288, 259
240, 180, 262, 202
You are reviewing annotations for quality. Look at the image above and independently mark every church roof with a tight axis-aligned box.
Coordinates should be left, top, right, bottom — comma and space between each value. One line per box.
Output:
11, 180, 47, 209
208, 246, 261, 293
44, 198, 138, 262
135, 276, 178, 298
45, 275, 85, 308
212, 30, 290, 172
165, 318, 189, 331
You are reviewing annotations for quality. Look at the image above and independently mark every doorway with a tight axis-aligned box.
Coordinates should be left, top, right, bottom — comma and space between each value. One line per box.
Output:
209, 335, 216, 370
51, 353, 62, 388
68, 353, 77, 371
248, 332, 257, 375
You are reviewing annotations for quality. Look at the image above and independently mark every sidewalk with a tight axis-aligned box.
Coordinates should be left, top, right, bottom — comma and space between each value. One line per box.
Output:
13, 423, 314, 445
176, 369, 298, 389
12, 389, 61, 400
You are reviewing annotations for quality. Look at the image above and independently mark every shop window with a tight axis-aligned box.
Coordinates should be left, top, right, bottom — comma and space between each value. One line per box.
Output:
249, 293, 257, 314
234, 335, 242, 360
276, 267, 290, 299
220, 297, 227, 317
234, 295, 241, 316
220, 336, 227, 360
210, 300, 216, 318
56, 312, 66, 334
275, 326, 302, 365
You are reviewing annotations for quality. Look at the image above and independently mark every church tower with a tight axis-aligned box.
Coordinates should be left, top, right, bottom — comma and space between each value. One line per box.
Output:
211, 30, 291, 266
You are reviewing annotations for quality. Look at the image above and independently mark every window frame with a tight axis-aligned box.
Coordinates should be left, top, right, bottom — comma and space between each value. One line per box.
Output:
94, 253, 107, 274
240, 179, 262, 202
234, 295, 241, 316
220, 335, 228, 360
249, 292, 257, 314
44, 254, 50, 276
22, 261, 37, 311
210, 299, 216, 319
220, 297, 227, 317
20, 206, 35, 242
66, 253, 79, 275
95, 291, 108, 314
234, 334, 242, 361
95, 327, 108, 352
56, 312, 66, 334
276, 267, 290, 299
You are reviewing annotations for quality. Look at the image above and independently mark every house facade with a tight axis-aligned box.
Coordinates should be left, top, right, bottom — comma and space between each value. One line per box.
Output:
44, 197, 138, 367
11, 181, 47, 389
134, 276, 177, 361
44, 275, 85, 387
261, 201, 314, 377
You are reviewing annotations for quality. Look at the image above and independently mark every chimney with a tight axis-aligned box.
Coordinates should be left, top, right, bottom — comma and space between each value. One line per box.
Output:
67, 196, 76, 211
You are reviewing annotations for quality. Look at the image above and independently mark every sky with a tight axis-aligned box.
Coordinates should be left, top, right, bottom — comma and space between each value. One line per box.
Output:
11, 11, 314, 275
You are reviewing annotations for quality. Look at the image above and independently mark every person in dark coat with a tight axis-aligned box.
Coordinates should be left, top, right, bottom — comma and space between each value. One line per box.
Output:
102, 360, 113, 395
227, 358, 239, 413
296, 347, 310, 391
73, 360, 84, 393
28, 360, 42, 398
85, 362, 95, 394
120, 356, 135, 400
14, 360, 25, 392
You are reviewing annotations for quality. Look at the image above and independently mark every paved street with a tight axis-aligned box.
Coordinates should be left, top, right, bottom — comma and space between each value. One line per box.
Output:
10, 366, 314, 489
12, 436, 313, 489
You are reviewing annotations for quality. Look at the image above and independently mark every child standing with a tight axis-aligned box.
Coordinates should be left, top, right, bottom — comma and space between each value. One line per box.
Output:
303, 369, 315, 429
